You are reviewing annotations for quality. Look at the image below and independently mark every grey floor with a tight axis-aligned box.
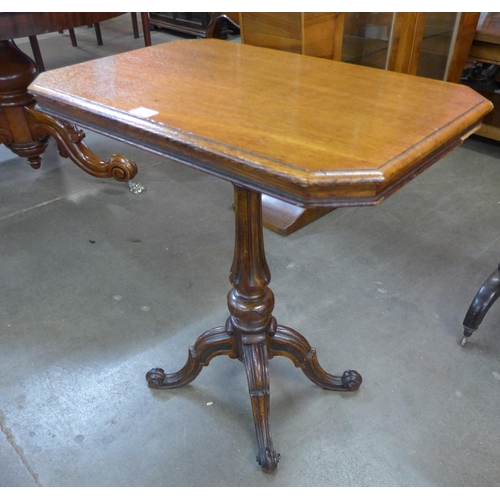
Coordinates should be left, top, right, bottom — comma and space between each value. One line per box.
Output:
1, 15, 500, 487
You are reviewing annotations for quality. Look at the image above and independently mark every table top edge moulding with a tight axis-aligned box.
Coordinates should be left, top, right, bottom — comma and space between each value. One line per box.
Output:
28, 39, 493, 208
25, 37, 493, 474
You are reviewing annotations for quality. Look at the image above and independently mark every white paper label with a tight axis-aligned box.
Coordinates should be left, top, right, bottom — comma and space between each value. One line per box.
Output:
129, 107, 159, 118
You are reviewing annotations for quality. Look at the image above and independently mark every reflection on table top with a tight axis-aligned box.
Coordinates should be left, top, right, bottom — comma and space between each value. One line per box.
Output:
29, 39, 492, 207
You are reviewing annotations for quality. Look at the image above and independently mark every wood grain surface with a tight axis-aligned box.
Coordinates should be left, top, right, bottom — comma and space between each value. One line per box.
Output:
29, 39, 492, 207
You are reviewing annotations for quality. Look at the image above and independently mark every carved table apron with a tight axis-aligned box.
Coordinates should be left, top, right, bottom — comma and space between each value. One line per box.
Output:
28, 39, 492, 473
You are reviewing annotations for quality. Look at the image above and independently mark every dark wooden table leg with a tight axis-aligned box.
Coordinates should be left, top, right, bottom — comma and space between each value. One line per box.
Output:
146, 185, 362, 473
140, 13, 152, 47
461, 263, 500, 345
131, 13, 140, 39
0, 40, 137, 182
28, 36, 45, 72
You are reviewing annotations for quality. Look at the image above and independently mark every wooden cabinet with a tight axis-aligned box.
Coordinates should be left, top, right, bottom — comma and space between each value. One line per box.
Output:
240, 13, 479, 81
148, 12, 239, 39
465, 13, 500, 141
240, 13, 343, 59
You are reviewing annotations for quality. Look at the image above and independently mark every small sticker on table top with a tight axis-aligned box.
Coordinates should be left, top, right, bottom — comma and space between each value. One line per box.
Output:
129, 107, 159, 118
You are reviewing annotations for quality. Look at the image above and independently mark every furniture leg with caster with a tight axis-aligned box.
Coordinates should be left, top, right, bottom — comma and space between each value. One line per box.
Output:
461, 263, 500, 345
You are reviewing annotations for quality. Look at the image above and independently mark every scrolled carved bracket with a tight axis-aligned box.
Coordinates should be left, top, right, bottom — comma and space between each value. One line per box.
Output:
146, 326, 236, 389
25, 105, 138, 182
269, 325, 363, 392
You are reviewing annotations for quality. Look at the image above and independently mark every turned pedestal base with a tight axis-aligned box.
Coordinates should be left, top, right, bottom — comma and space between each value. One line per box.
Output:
146, 185, 362, 473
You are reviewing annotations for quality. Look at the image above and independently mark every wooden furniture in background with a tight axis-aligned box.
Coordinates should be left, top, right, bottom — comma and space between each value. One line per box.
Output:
30, 39, 491, 473
240, 12, 343, 59
460, 13, 500, 344
467, 12, 500, 141
338, 12, 479, 83
148, 12, 239, 39
63, 12, 146, 48
0, 13, 137, 184
26, 13, 151, 72
239, 12, 481, 235
239, 13, 480, 81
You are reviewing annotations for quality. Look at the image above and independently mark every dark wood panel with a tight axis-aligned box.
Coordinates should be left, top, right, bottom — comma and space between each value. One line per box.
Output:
0, 12, 125, 40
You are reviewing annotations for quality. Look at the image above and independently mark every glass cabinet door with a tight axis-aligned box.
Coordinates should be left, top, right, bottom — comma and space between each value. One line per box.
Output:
416, 12, 460, 80
340, 12, 396, 70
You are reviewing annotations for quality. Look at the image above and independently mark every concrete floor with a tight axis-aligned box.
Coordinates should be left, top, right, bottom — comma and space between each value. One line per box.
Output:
1, 15, 500, 487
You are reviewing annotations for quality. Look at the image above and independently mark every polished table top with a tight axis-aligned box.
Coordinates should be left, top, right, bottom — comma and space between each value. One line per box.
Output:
29, 38, 492, 207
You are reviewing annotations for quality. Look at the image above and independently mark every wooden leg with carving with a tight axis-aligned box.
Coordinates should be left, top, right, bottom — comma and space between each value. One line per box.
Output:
241, 337, 280, 473
147, 185, 361, 473
25, 105, 137, 182
227, 186, 280, 472
268, 323, 362, 391
145, 325, 236, 389
0, 40, 142, 191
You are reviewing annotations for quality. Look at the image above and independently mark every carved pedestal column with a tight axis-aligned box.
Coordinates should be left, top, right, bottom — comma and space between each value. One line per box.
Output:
227, 186, 279, 472
0, 40, 48, 167
146, 185, 362, 473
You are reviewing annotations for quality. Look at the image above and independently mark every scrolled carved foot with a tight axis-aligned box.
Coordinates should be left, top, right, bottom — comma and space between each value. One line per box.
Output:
341, 369, 363, 391
146, 368, 166, 389
127, 180, 146, 194
257, 447, 280, 474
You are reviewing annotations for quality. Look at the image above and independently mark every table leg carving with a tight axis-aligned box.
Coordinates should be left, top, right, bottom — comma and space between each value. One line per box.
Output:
268, 324, 362, 391
226, 186, 281, 472
1, 39, 141, 190
146, 325, 236, 389
241, 334, 280, 473
147, 185, 361, 472
26, 106, 138, 182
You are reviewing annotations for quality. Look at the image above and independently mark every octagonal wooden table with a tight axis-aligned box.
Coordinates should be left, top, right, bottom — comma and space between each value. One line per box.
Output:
28, 39, 492, 473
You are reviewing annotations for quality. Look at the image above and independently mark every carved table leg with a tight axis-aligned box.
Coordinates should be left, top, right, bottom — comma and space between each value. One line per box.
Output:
0, 39, 141, 189
461, 263, 500, 345
146, 325, 237, 388
227, 186, 279, 472
146, 185, 362, 473
25, 106, 137, 182
268, 324, 362, 391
